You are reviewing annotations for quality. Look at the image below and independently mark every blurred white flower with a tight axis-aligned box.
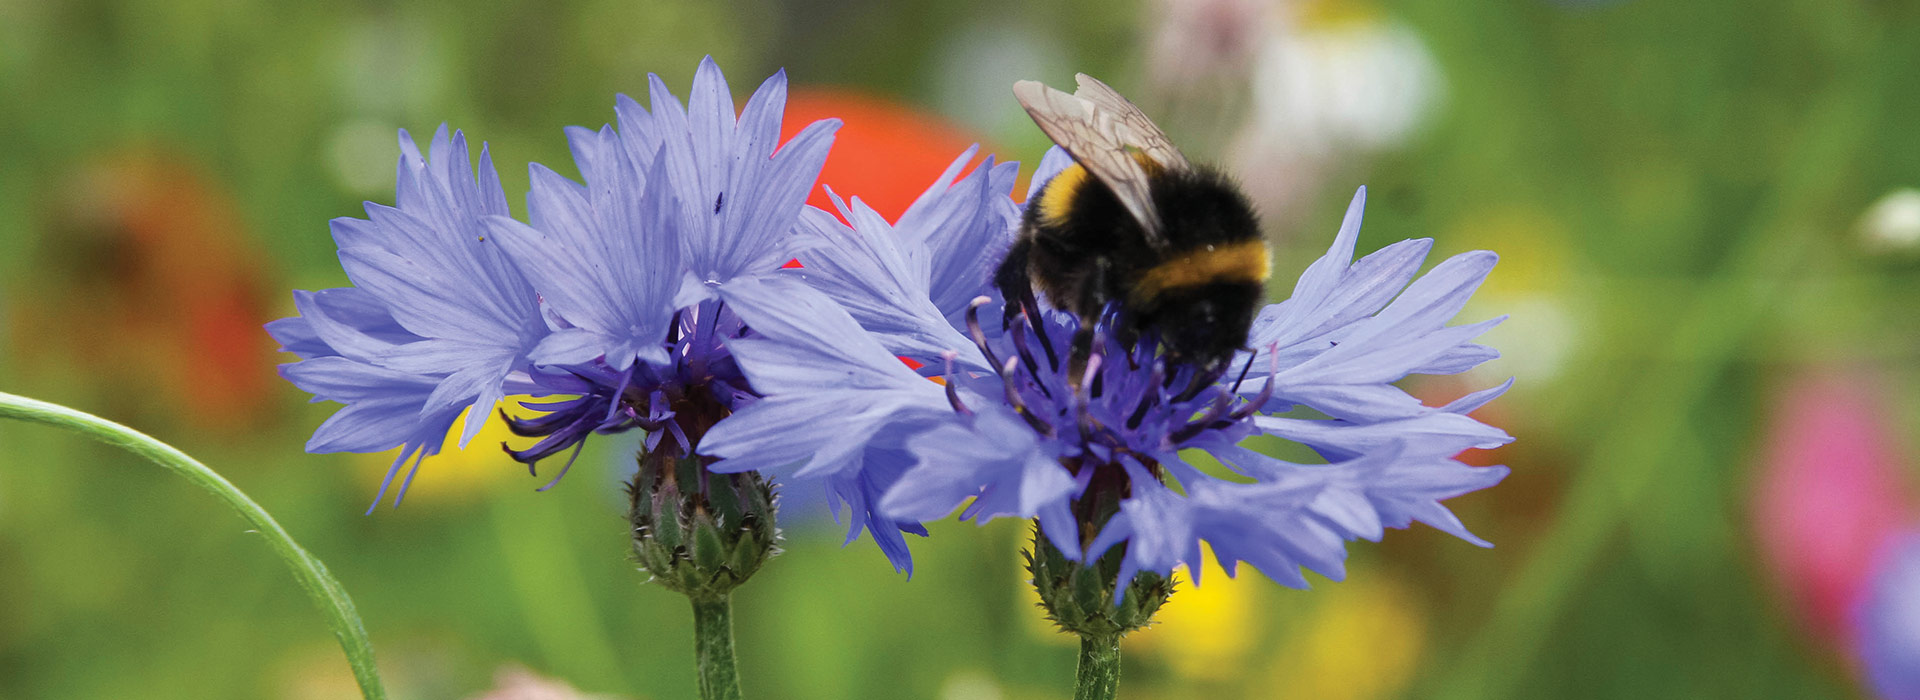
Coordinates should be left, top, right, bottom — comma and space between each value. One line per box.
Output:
1244, 20, 1440, 152
938, 670, 1005, 700
1229, 11, 1444, 224
1857, 189, 1920, 254
933, 22, 1068, 138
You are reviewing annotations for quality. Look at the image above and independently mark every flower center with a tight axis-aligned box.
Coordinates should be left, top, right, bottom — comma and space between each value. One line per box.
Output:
958, 297, 1277, 483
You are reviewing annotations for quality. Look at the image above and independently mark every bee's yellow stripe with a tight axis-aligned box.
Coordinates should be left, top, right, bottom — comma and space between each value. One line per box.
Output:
1132, 239, 1271, 301
1037, 155, 1167, 227
1036, 163, 1088, 226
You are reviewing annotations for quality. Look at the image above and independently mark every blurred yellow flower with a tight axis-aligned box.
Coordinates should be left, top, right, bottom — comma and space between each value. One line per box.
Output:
356, 396, 550, 506
1445, 205, 1573, 299
1127, 544, 1260, 681
271, 641, 363, 700
1016, 541, 1260, 659
1264, 575, 1429, 700
1296, 0, 1386, 28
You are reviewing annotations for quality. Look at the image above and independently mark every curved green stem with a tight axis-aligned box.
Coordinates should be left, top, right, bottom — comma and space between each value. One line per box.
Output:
0, 392, 386, 700
1074, 635, 1121, 700
691, 595, 743, 700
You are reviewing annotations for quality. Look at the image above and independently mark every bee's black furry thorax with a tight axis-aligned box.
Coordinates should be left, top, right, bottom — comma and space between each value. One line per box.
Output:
994, 162, 1266, 371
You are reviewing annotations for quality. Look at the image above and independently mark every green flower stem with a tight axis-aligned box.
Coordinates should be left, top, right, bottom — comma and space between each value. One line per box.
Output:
1074, 635, 1122, 700
0, 392, 387, 700
691, 595, 743, 700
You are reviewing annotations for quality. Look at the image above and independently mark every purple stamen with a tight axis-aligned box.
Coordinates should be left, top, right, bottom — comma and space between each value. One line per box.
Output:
1000, 356, 1053, 435
604, 364, 635, 423
1074, 352, 1103, 441
1009, 312, 1042, 375
1009, 314, 1055, 401
1170, 366, 1210, 403
501, 404, 586, 435
941, 351, 971, 415
1023, 296, 1059, 369
1227, 343, 1282, 421
1127, 359, 1164, 430
505, 411, 599, 464
1171, 391, 1234, 443
965, 297, 1006, 377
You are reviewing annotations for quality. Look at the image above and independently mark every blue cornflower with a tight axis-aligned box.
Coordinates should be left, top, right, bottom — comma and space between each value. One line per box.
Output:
703, 146, 1026, 567
703, 147, 1512, 591
480, 59, 931, 572
480, 56, 836, 451
269, 125, 547, 510
270, 57, 931, 572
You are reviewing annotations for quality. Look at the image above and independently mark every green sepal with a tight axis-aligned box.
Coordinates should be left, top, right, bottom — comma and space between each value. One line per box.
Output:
628, 448, 779, 599
692, 521, 728, 571
1028, 522, 1172, 639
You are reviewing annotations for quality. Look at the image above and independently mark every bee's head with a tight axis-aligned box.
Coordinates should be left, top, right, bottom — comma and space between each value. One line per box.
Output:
1133, 281, 1263, 372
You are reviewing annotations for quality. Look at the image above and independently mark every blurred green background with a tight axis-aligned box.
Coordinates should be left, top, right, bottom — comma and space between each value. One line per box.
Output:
3, 0, 1919, 698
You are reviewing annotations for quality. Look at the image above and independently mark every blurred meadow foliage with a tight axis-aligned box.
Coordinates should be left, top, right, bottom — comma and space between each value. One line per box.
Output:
3, 0, 1919, 698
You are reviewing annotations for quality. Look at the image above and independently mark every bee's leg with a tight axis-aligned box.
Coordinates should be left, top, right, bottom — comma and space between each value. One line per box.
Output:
994, 237, 1063, 369
1170, 367, 1213, 403
1111, 318, 1143, 371
1068, 327, 1095, 383
992, 236, 1034, 327
1065, 258, 1116, 382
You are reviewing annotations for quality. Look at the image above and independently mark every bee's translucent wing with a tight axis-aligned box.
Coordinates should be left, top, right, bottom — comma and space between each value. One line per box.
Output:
1072, 73, 1192, 173
1014, 79, 1167, 246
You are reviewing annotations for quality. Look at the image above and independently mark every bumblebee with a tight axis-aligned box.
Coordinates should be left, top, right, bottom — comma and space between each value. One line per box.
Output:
995, 74, 1268, 373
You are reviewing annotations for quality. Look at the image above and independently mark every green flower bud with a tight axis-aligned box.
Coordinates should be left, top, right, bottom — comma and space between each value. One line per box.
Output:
628, 448, 779, 600
1027, 524, 1173, 640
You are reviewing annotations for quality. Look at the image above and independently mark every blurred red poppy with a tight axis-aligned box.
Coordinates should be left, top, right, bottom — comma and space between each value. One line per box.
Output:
17, 151, 278, 432
781, 88, 992, 221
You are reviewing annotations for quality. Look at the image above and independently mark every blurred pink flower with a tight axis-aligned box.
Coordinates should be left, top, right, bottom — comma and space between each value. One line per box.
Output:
1754, 371, 1915, 644
1143, 0, 1267, 94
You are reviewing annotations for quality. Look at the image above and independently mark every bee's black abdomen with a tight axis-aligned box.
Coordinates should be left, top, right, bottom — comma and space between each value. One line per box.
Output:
1151, 166, 1262, 252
